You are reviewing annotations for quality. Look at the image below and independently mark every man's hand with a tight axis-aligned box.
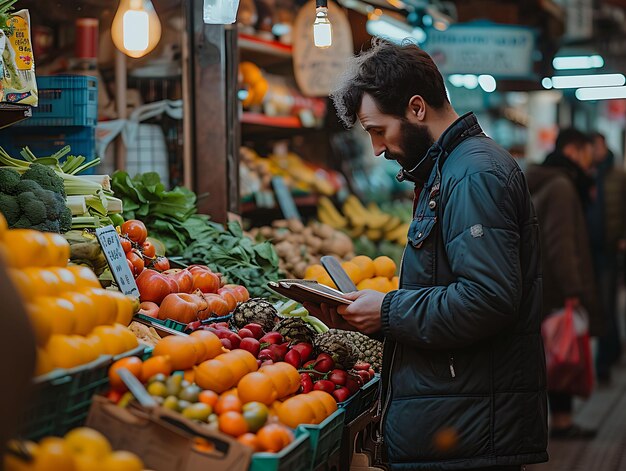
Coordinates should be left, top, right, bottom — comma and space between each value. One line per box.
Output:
336, 289, 386, 334
303, 302, 357, 331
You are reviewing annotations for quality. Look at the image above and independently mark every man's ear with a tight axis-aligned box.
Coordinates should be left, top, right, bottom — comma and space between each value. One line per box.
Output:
407, 95, 427, 122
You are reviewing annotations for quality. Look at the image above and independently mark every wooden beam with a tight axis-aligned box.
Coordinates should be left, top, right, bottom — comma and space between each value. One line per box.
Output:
187, 0, 239, 223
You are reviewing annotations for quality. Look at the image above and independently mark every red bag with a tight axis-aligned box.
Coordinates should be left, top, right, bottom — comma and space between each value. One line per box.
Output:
541, 301, 594, 398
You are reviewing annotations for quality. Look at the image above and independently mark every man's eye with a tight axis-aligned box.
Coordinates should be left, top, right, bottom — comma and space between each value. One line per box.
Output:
374, 130, 384, 136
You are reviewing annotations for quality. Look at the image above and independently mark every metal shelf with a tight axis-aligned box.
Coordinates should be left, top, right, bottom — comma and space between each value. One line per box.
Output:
0, 104, 32, 130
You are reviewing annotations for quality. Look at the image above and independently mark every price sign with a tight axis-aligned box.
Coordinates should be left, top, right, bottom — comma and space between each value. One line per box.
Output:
96, 225, 139, 296
272, 176, 301, 221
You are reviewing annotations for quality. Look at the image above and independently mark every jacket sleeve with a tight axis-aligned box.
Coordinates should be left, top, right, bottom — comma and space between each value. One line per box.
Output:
381, 169, 523, 350
539, 177, 585, 298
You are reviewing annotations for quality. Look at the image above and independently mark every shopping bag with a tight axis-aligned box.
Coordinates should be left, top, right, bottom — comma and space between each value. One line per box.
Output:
541, 301, 594, 398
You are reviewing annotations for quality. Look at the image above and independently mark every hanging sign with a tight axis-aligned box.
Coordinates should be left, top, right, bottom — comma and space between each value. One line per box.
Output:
96, 225, 139, 296
292, 0, 354, 97
423, 22, 536, 79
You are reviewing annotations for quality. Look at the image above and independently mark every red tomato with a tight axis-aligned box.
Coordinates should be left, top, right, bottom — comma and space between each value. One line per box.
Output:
120, 236, 132, 253
126, 251, 145, 276
122, 220, 148, 245
152, 256, 170, 272
142, 240, 156, 258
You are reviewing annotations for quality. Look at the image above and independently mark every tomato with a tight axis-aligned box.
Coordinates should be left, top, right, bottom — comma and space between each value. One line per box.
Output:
152, 256, 170, 272
142, 240, 156, 258
126, 251, 145, 276
122, 220, 148, 244
242, 401, 269, 433
120, 236, 132, 253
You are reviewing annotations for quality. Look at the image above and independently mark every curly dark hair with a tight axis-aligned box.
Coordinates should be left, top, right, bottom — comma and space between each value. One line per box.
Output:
330, 38, 449, 129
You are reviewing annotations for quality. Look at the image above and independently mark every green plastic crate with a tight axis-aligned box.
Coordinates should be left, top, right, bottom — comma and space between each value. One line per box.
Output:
249, 428, 311, 471
134, 314, 233, 333
357, 375, 380, 414
17, 370, 72, 440
337, 389, 362, 424
297, 408, 345, 471
58, 355, 113, 434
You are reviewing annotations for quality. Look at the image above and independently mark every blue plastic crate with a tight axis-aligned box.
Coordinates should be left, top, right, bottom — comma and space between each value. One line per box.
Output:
0, 126, 96, 175
20, 75, 98, 127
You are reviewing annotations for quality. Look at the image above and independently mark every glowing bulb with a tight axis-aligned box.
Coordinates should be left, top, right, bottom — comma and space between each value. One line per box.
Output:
313, 7, 332, 48
112, 0, 162, 58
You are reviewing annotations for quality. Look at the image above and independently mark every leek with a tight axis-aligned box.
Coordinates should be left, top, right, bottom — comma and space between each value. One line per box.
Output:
62, 173, 103, 196
71, 216, 101, 229
66, 196, 88, 216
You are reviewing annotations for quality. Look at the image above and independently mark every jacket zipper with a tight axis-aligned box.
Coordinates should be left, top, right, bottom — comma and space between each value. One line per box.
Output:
377, 341, 398, 456
449, 355, 456, 378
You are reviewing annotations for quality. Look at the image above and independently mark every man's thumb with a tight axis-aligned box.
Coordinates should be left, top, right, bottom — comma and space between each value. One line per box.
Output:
343, 291, 361, 301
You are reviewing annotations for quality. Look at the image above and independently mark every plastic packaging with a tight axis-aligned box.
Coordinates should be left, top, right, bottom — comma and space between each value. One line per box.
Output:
203, 0, 241, 24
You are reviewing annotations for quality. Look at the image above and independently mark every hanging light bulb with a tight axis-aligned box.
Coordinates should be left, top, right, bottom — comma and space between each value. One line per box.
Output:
111, 0, 162, 58
313, 0, 332, 48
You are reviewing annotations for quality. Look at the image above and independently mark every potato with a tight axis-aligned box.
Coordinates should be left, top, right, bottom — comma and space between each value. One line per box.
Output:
287, 219, 305, 233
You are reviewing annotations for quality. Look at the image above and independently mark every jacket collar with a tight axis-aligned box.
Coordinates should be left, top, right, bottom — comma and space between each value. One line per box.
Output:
397, 112, 483, 183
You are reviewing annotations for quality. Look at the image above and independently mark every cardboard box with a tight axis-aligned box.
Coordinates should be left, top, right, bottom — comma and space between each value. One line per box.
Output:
87, 395, 252, 471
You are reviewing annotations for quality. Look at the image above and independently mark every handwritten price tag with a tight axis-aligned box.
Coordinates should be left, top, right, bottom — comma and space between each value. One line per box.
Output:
96, 225, 139, 296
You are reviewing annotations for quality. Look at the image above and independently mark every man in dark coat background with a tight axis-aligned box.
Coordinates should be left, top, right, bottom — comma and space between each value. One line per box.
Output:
306, 39, 548, 471
526, 128, 601, 440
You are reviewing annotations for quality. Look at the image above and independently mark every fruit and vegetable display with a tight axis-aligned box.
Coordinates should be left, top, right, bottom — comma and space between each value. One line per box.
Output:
240, 146, 342, 199
4, 428, 144, 471
112, 171, 281, 298
304, 254, 399, 293
0, 217, 138, 374
317, 195, 410, 245
248, 219, 354, 279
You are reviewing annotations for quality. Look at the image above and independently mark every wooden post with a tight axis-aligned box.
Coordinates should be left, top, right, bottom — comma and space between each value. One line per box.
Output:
114, 50, 127, 170
186, 0, 239, 223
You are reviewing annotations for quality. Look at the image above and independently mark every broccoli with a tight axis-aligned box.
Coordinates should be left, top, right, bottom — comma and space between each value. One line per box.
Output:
0, 192, 21, 225
17, 194, 47, 225
0, 168, 21, 195
59, 207, 72, 233
21, 163, 66, 198
12, 216, 60, 233
15, 179, 44, 195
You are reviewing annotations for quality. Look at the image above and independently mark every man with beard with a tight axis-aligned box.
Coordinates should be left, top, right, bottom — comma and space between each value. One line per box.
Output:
306, 39, 548, 470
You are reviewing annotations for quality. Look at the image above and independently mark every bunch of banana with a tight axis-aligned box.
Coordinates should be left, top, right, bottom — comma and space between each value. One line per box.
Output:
317, 195, 411, 244
318, 196, 348, 229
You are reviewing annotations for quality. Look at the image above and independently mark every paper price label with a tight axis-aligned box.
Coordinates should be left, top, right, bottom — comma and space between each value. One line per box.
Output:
96, 225, 140, 296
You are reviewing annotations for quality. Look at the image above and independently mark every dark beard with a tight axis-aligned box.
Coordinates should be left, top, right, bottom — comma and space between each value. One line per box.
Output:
385, 120, 435, 183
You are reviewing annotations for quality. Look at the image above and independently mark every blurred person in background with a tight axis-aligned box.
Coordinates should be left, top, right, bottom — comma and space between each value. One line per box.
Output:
526, 128, 601, 440
0, 259, 36, 460
586, 132, 626, 384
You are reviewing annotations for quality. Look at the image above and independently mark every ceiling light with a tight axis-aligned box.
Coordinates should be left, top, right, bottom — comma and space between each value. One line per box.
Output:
478, 75, 496, 93
551, 73, 625, 89
553, 55, 604, 70
575, 86, 626, 101
542, 77, 553, 89
313, 0, 332, 48
366, 15, 425, 44
464, 74, 478, 90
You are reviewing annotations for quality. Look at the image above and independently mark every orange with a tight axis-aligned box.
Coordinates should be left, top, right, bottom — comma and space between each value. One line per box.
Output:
141, 355, 173, 382
215, 393, 243, 414
0, 212, 6, 240
112, 323, 138, 352
84, 334, 105, 359
49, 267, 77, 292
8, 269, 37, 301
42, 232, 70, 267
67, 265, 101, 290
267, 362, 300, 395
101, 451, 143, 471
218, 411, 248, 437
227, 349, 258, 373
199, 390, 219, 408
23, 268, 62, 297
153, 336, 197, 371
341, 261, 364, 284
316, 273, 337, 290
34, 296, 77, 336
237, 372, 277, 405
237, 433, 262, 452
215, 352, 252, 383
183, 369, 195, 383
189, 330, 223, 361
64, 427, 112, 459
59, 292, 97, 336
2, 229, 51, 268
391, 276, 399, 289
351, 255, 376, 280
194, 359, 235, 393
309, 390, 338, 416
35, 347, 54, 377
107, 290, 134, 326
305, 393, 329, 424
91, 326, 126, 356
25, 303, 53, 346
371, 276, 393, 293
46, 335, 84, 369
188, 335, 208, 365
257, 424, 294, 452
276, 395, 316, 428
81, 288, 118, 326
373, 256, 396, 279
74, 335, 99, 364
34, 437, 77, 471
304, 264, 326, 281
356, 278, 376, 291
109, 356, 143, 391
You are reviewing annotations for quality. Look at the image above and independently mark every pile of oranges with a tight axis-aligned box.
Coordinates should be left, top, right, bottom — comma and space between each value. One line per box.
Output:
4, 427, 144, 471
305, 255, 399, 293
0, 214, 138, 375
